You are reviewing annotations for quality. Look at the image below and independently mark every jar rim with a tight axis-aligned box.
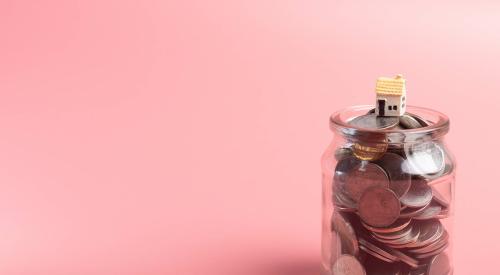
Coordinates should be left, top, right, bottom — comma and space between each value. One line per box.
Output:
329, 105, 450, 142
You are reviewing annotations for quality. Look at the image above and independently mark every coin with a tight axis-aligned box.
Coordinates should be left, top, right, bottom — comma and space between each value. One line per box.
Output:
400, 178, 433, 208
335, 191, 358, 210
427, 253, 451, 275
363, 257, 406, 275
332, 254, 366, 275
400, 203, 431, 218
406, 113, 430, 127
359, 187, 401, 228
383, 227, 420, 248
359, 238, 399, 262
388, 247, 419, 268
349, 114, 399, 130
429, 178, 452, 208
372, 224, 413, 240
334, 157, 362, 184
331, 212, 360, 256
362, 218, 412, 234
407, 220, 443, 248
404, 141, 445, 176
353, 141, 388, 161
413, 201, 443, 220
335, 147, 354, 161
344, 162, 390, 202
399, 114, 424, 129
360, 245, 395, 263
374, 153, 412, 198
409, 231, 449, 254
414, 242, 449, 259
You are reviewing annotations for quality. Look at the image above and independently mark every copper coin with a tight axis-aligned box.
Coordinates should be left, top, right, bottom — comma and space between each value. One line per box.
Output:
414, 201, 443, 220
427, 253, 451, 275
375, 153, 412, 198
331, 212, 359, 256
359, 238, 398, 262
332, 254, 366, 275
400, 178, 433, 208
334, 157, 362, 186
363, 257, 406, 275
335, 191, 358, 210
359, 187, 401, 227
388, 248, 419, 268
414, 242, 449, 259
359, 245, 395, 263
349, 114, 399, 130
344, 162, 390, 202
404, 141, 445, 176
372, 224, 413, 240
362, 218, 412, 234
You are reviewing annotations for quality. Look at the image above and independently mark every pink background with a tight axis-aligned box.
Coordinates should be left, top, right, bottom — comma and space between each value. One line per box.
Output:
0, 1, 499, 274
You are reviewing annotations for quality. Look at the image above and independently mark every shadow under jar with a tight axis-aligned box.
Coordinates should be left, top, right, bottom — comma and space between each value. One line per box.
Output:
321, 106, 455, 275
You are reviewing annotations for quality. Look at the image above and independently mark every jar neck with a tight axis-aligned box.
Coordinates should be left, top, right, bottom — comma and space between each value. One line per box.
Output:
330, 105, 450, 144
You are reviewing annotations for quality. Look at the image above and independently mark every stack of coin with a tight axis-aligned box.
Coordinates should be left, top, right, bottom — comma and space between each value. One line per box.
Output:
330, 112, 454, 275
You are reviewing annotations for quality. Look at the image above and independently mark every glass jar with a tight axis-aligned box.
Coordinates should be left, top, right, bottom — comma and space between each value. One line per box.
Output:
321, 105, 455, 275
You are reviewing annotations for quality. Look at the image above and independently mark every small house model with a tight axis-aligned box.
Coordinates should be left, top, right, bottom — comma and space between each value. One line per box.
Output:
375, 74, 406, 117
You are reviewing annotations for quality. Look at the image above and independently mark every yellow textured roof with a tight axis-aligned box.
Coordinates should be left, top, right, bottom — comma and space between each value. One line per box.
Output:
376, 75, 406, 96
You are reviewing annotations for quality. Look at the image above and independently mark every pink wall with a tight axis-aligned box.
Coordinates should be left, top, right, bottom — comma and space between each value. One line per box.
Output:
0, 1, 499, 274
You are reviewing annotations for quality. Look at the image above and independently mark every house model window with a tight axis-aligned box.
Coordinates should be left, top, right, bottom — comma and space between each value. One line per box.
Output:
375, 74, 406, 117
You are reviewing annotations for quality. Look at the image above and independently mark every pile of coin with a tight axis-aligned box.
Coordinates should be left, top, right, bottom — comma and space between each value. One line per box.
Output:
329, 112, 454, 275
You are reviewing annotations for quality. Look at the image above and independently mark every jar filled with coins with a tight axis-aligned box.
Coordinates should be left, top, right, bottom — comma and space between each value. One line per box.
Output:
322, 105, 455, 275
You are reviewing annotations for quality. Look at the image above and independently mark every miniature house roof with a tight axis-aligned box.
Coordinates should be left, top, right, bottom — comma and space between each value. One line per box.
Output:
375, 75, 406, 96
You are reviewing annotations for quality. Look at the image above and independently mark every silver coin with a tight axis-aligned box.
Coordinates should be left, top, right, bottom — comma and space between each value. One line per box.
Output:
404, 141, 445, 176
331, 212, 359, 256
384, 227, 421, 248
400, 178, 433, 208
344, 162, 390, 202
409, 230, 449, 254
349, 114, 399, 130
359, 187, 401, 228
374, 153, 412, 198
427, 253, 451, 275
430, 182, 452, 208
400, 202, 431, 218
413, 201, 443, 220
399, 114, 424, 129
407, 220, 443, 249
332, 254, 366, 275
406, 113, 430, 127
